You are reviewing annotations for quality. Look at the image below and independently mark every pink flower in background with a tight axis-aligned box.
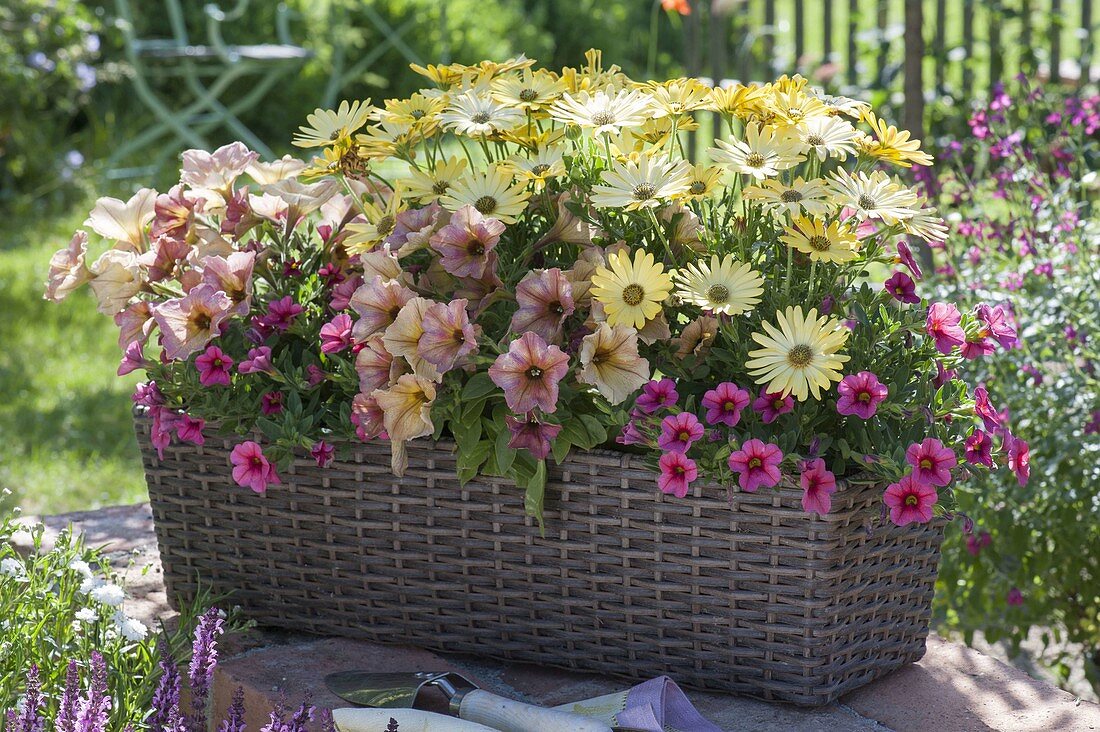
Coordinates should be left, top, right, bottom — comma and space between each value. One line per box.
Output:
310, 440, 334, 467
883, 473, 937, 526
117, 340, 147, 376
658, 451, 697, 498
307, 365, 327, 386
1006, 434, 1031, 486
960, 332, 995, 360
132, 381, 164, 408
1006, 588, 1024, 606
230, 441, 280, 494
964, 429, 993, 467
895, 241, 923, 280
884, 271, 919, 304
925, 302, 965, 355
418, 299, 480, 371
701, 382, 751, 427
976, 304, 1019, 349
727, 439, 783, 492
752, 388, 794, 424
261, 296, 303, 332
261, 391, 284, 415
505, 415, 562, 460
973, 386, 1003, 432
616, 410, 650, 447
195, 345, 234, 386
836, 371, 888, 419
932, 361, 958, 388
636, 378, 679, 414
657, 412, 704, 453
149, 406, 180, 459
430, 204, 505, 278
237, 346, 274, 374
154, 284, 234, 360
965, 530, 992, 556
905, 438, 956, 487
330, 274, 364, 311
176, 415, 205, 446
800, 458, 836, 516
1086, 410, 1100, 435
488, 332, 570, 414
320, 313, 354, 354
509, 268, 576, 343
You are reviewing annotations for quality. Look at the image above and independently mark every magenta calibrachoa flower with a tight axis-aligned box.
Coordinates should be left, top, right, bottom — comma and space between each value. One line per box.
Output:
1006, 434, 1031, 486
1006, 587, 1025, 607
964, 429, 993, 467
965, 530, 993, 556
488, 332, 570, 414
319, 313, 354, 354
925, 302, 965, 354
883, 271, 919, 304
701, 382, 750, 427
310, 440, 335, 467
658, 451, 697, 498
177, 415, 205, 446
751, 388, 793, 424
800, 458, 836, 516
905, 438, 957, 487
727, 439, 783, 492
260, 296, 303, 333
636, 378, 679, 414
883, 473, 937, 525
430, 204, 505, 278
509, 268, 576, 343
657, 412, 704, 453
975, 303, 1018, 349
505, 414, 562, 459
973, 386, 1004, 433
261, 392, 284, 415
230, 441, 280, 494
835, 371, 888, 419
195, 345, 234, 387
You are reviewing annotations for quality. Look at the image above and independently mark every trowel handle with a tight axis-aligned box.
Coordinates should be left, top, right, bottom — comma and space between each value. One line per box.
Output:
458, 689, 613, 732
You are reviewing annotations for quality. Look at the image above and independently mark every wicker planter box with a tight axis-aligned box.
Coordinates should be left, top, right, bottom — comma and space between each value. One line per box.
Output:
135, 411, 944, 706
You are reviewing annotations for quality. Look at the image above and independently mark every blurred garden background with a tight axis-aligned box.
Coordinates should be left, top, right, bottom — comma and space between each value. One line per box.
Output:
1, 0, 1097, 699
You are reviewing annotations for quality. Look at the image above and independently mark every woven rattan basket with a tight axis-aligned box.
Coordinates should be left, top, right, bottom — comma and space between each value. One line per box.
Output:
135, 410, 944, 706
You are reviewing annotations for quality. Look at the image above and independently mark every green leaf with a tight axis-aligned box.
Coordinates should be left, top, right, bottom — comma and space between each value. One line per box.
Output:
494, 426, 516, 474
461, 372, 498, 401
456, 440, 492, 486
524, 459, 548, 536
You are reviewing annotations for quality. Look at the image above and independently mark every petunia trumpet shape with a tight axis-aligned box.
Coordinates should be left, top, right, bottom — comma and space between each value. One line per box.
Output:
488, 331, 570, 414
153, 284, 234, 360
430, 204, 505, 278
577, 323, 650, 405
509, 268, 576, 343
373, 374, 437, 476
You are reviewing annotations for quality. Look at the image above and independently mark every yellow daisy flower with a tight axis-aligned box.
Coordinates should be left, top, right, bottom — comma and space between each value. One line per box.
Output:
293, 99, 373, 148
742, 177, 831, 217
439, 164, 531, 224
769, 88, 829, 127
706, 82, 768, 119
637, 77, 712, 117
409, 62, 465, 88
491, 68, 566, 111
708, 123, 804, 180
860, 113, 934, 167
745, 306, 851, 401
504, 148, 566, 191
344, 187, 408, 255
672, 254, 763, 316
378, 93, 448, 127
590, 249, 673, 329
780, 216, 861, 263
591, 154, 692, 210
403, 157, 468, 202
679, 164, 726, 200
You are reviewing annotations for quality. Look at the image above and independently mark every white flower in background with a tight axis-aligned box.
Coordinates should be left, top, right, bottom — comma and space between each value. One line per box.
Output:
89, 583, 126, 607
113, 611, 148, 642
79, 576, 103, 594
0, 557, 25, 578
69, 560, 93, 577
75, 608, 98, 624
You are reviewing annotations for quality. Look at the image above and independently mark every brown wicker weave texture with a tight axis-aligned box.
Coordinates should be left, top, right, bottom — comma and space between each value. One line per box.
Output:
135, 412, 944, 706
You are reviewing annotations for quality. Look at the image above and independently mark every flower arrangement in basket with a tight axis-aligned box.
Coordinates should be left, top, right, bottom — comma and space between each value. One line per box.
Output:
46, 50, 1029, 528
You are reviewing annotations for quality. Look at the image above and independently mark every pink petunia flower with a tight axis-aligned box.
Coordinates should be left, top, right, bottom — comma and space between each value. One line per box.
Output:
261, 391, 284, 415
905, 438, 957, 487
505, 414, 563, 460
883, 473, 937, 525
657, 412, 704, 453
727, 439, 783, 492
509, 268, 576, 343
320, 313, 355, 354
976, 303, 1019, 349
701, 382, 750, 427
752, 387, 794, 424
238, 346, 274, 375
430, 204, 505, 278
960, 332, 995, 360
926, 302, 966, 355
973, 386, 1003, 433
418, 299, 480, 371
310, 440, 335, 467
117, 340, 148, 376
261, 296, 303, 332
488, 332, 570, 414
153, 284, 234, 360
965, 530, 992, 556
230, 441, 280, 494
836, 371, 888, 420
176, 414, 205, 446
616, 410, 651, 447
932, 360, 958, 389
884, 271, 919, 304
636, 378, 679, 414
1006, 587, 1024, 606
964, 429, 993, 467
200, 252, 255, 316
1006, 434, 1030, 486
895, 241, 923, 280
658, 451, 698, 498
195, 346, 234, 387
348, 275, 416, 341
330, 274, 364, 312
800, 458, 836, 516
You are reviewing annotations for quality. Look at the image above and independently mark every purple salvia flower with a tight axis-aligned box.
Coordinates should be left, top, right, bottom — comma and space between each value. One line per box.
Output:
286, 695, 315, 732
149, 635, 181, 732
75, 652, 111, 732
259, 699, 287, 732
317, 709, 336, 732
217, 687, 247, 732
11, 665, 47, 732
188, 608, 226, 732
55, 660, 80, 732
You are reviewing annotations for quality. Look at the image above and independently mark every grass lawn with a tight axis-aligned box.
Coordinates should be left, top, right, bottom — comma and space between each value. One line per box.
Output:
0, 199, 145, 514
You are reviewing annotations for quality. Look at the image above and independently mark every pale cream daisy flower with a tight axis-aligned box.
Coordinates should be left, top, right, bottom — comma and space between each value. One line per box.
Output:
673, 254, 764, 316
901, 198, 949, 244
708, 123, 804, 180
591, 155, 692, 210
679, 164, 726, 200
293, 99, 373, 148
549, 89, 652, 136
746, 306, 851, 401
491, 68, 566, 111
403, 157, 468, 202
742, 177, 831, 217
440, 91, 524, 137
796, 115, 861, 161
828, 169, 920, 224
504, 148, 567, 191
440, 165, 531, 224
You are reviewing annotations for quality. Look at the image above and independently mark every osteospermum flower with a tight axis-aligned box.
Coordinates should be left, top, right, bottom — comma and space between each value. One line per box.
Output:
883, 473, 936, 526
658, 451, 698, 498
195, 346, 234, 387
861, 113, 934, 167
440, 91, 524, 137
657, 412, 704, 453
403, 157, 468, 202
672, 254, 763, 316
590, 249, 673, 329
780, 216, 860, 263
795, 114, 860, 161
509, 268, 576, 343
505, 148, 567, 191
829, 169, 919, 224
430, 204, 506, 278
905, 438, 957, 487
701, 382, 750, 427
293, 99, 373, 148
925, 302, 966, 355
708, 123, 803, 180
800, 458, 836, 516
884, 271, 919, 304
577, 323, 651, 405
549, 89, 652, 137
230, 441, 280, 494
727, 439, 783, 492
440, 165, 531, 224
591, 155, 692, 210
836, 371, 888, 419
742, 177, 831, 217
505, 414, 562, 460
635, 378, 679, 414
491, 67, 566, 111
488, 332, 570, 414
746, 306, 851, 401
418, 299, 479, 371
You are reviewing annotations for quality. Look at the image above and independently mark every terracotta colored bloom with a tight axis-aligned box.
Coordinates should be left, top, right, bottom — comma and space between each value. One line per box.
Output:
925, 302, 965, 355
44, 231, 91, 302
1006, 434, 1030, 486
752, 387, 794, 424
973, 386, 1003, 432
509, 268, 576, 343
800, 458, 837, 516
884, 271, 919, 304
238, 346, 274, 375
430, 204, 505, 278
373, 374, 437, 476
657, 412, 704, 453
727, 439, 783, 492
964, 429, 993, 467
176, 415, 205, 446
200, 252, 255, 316
230, 440, 280, 494
701, 382, 750, 427
505, 414, 562, 459
310, 440, 335, 468
320, 313, 354, 354
577, 323, 650, 405
883, 473, 937, 526
418, 299, 479, 371
1006, 588, 1024, 607
195, 345, 234, 387
261, 391, 284, 415
905, 438, 956, 487
636, 378, 679, 414
658, 451, 698, 498
350, 275, 416, 341
489, 332, 570, 414
836, 371, 888, 420
261, 296, 303, 333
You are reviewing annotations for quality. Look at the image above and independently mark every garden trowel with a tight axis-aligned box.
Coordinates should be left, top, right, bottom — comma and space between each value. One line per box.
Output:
325, 670, 613, 732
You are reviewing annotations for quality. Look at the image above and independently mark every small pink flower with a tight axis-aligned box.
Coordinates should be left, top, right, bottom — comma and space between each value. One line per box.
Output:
657, 412, 704, 453
505, 414, 562, 459
261, 391, 284, 415
320, 313, 354, 354
701, 382, 750, 427
884, 271, 919, 304
883, 473, 937, 525
658, 451, 697, 498
488, 332, 570, 414
509, 268, 576, 343
895, 240, 923, 280
176, 415, 205, 446
1006, 434, 1030, 486
238, 346, 274, 375
800, 458, 836, 516
973, 386, 1003, 433
330, 275, 364, 311
310, 440, 335, 467
230, 441, 280, 494
960, 333, 995, 360
261, 296, 303, 332
636, 378, 679, 414
117, 341, 148, 376
1006, 587, 1024, 606
727, 439, 783, 492
195, 346, 234, 387
905, 438, 957, 487
964, 429, 993, 467
836, 371, 888, 420
965, 530, 992, 556
976, 303, 1018, 349
752, 387, 794, 424
932, 360, 958, 388
926, 302, 965, 355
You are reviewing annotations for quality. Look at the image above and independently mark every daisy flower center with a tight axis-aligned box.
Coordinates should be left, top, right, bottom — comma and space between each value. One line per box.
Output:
857, 193, 877, 210
432, 181, 450, 195
376, 215, 395, 236
519, 88, 539, 102
591, 111, 616, 126
471, 111, 492, 124
531, 164, 550, 175
745, 152, 766, 168
525, 366, 544, 379
474, 195, 498, 215
809, 235, 832, 251
632, 182, 657, 201
689, 181, 707, 195
786, 344, 814, 368
621, 283, 646, 306
748, 457, 762, 468
780, 189, 803, 203
706, 284, 730, 303
806, 134, 825, 146
410, 109, 426, 119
